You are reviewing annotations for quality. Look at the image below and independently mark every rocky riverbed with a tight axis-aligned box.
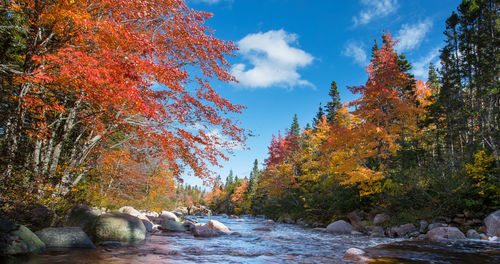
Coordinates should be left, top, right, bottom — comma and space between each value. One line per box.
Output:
1, 213, 499, 264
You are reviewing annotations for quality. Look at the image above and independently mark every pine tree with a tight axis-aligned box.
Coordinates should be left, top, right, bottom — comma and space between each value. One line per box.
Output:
312, 103, 324, 127
325, 81, 342, 124
290, 114, 300, 136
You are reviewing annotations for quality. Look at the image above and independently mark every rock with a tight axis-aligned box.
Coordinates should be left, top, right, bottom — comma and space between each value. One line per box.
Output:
161, 219, 186, 232
347, 211, 364, 230
188, 205, 211, 216
370, 232, 384, 238
343, 248, 371, 262
351, 230, 363, 236
428, 223, 447, 231
12, 204, 56, 231
235, 219, 245, 222
283, 217, 295, 224
0, 225, 46, 255
466, 229, 480, 239
182, 221, 197, 231
64, 204, 99, 237
94, 212, 146, 243
230, 232, 241, 236
484, 210, 500, 237
253, 227, 271, 231
229, 215, 239, 219
220, 214, 229, 218
480, 234, 489, 240
173, 207, 188, 217
388, 223, 416, 238
326, 220, 354, 234
256, 215, 265, 218
160, 211, 179, 222
425, 227, 466, 241
373, 213, 390, 226
419, 220, 428, 233
118, 206, 154, 233
192, 220, 229, 237
99, 241, 123, 247
35, 227, 95, 248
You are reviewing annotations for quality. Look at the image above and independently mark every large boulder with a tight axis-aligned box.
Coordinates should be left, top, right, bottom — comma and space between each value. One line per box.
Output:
160, 211, 179, 222
347, 211, 364, 230
484, 210, 500, 237
173, 207, 188, 217
193, 220, 230, 237
188, 205, 212, 216
388, 223, 417, 238
161, 220, 186, 232
0, 224, 46, 255
118, 206, 153, 232
426, 227, 466, 241
373, 213, 390, 226
35, 227, 95, 248
466, 229, 481, 239
64, 204, 99, 237
343, 248, 371, 262
94, 212, 146, 243
8, 204, 55, 231
326, 220, 354, 234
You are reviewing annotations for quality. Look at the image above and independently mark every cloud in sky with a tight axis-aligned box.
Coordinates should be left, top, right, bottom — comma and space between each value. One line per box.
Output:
353, 0, 399, 26
343, 41, 368, 67
396, 19, 433, 51
412, 47, 441, 79
231, 29, 314, 89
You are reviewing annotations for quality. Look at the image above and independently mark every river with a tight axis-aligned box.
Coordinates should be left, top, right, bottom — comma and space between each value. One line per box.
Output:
2, 215, 499, 263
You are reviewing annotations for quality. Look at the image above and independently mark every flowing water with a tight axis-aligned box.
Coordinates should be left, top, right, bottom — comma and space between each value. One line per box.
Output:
2, 215, 499, 263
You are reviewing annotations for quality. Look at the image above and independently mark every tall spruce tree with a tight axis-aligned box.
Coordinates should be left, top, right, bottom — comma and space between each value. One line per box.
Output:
290, 114, 300, 136
325, 81, 342, 124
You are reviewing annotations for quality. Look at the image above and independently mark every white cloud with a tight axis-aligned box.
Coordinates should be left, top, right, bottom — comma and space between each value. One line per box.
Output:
230, 29, 314, 89
353, 0, 399, 26
396, 19, 433, 51
343, 41, 368, 66
412, 47, 441, 79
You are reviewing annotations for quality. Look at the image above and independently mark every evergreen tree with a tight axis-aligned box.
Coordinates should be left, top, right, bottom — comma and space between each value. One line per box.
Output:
325, 81, 342, 124
312, 103, 324, 127
290, 114, 300, 136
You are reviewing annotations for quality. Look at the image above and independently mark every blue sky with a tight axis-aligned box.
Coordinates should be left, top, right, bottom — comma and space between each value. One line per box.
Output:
182, 0, 461, 187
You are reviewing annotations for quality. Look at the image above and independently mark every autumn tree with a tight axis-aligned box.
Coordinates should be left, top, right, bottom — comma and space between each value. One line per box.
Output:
0, 0, 245, 204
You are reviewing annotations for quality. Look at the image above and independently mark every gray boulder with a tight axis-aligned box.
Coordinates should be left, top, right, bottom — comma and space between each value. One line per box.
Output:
64, 204, 99, 237
161, 219, 186, 232
466, 229, 481, 239
343, 248, 371, 262
484, 210, 500, 237
35, 227, 95, 248
0, 225, 46, 255
419, 220, 429, 233
160, 211, 179, 222
118, 206, 154, 233
388, 223, 417, 238
347, 211, 364, 230
193, 220, 230, 237
373, 213, 390, 226
426, 227, 466, 241
326, 220, 354, 234
94, 212, 146, 242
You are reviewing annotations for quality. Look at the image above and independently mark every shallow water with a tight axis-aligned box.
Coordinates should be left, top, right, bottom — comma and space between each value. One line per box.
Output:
2, 216, 499, 263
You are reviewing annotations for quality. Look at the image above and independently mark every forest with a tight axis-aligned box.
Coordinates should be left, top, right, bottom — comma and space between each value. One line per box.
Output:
206, 1, 499, 224
0, 0, 498, 226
